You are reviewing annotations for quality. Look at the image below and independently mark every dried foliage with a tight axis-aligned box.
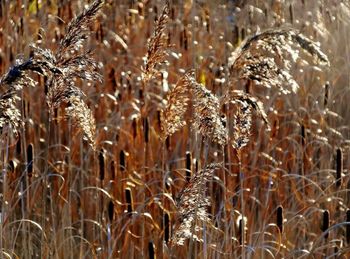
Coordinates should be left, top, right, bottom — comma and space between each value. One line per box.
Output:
172, 163, 221, 246
229, 28, 329, 94
142, 0, 169, 83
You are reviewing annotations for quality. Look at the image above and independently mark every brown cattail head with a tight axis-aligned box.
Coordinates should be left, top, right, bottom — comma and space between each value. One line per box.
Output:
289, 4, 294, 24
324, 82, 330, 108
148, 242, 155, 259
164, 213, 170, 243
27, 143, 34, 177
143, 117, 149, 143
185, 151, 192, 182
110, 161, 115, 180
277, 205, 284, 233
301, 124, 306, 146
108, 200, 114, 222
132, 118, 137, 140
335, 148, 343, 188
119, 150, 126, 172
98, 149, 105, 181
321, 210, 330, 239
125, 188, 133, 214
346, 209, 350, 244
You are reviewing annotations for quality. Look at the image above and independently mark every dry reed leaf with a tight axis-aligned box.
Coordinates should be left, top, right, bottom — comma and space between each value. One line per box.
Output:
172, 163, 221, 246
160, 70, 193, 139
229, 28, 329, 94
142, 0, 169, 84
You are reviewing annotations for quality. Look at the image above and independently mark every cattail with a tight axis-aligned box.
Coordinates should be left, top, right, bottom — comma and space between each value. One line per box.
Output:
119, 150, 126, 172
148, 242, 155, 259
16, 135, 21, 155
108, 200, 114, 222
164, 213, 170, 243
185, 151, 191, 182
301, 124, 306, 146
132, 118, 137, 139
321, 210, 330, 239
233, 25, 239, 46
110, 161, 115, 180
8, 160, 17, 174
98, 149, 105, 181
143, 117, 149, 143
27, 143, 34, 177
125, 188, 133, 214
183, 28, 188, 51
289, 4, 294, 24
324, 82, 330, 108
346, 209, 350, 244
277, 205, 284, 233
335, 148, 343, 188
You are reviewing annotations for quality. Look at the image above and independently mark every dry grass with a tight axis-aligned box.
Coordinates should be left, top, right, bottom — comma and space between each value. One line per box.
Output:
0, 0, 350, 258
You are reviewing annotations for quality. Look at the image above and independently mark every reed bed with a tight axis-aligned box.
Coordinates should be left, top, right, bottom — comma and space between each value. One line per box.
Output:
0, 0, 349, 258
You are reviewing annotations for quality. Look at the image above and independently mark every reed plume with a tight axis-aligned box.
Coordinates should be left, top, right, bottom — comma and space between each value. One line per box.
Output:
160, 70, 193, 139
192, 81, 228, 146
33, 0, 103, 147
229, 28, 329, 94
0, 58, 51, 135
142, 0, 170, 84
221, 90, 268, 149
171, 163, 221, 246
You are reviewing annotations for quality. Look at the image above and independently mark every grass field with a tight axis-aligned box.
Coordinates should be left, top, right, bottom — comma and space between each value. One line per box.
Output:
0, 0, 349, 258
